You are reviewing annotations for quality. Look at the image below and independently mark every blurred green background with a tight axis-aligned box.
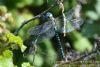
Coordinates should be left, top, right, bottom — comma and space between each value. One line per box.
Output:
0, 0, 100, 67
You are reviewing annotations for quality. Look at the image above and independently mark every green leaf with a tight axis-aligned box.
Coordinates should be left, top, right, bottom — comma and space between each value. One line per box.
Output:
71, 31, 93, 53
82, 21, 100, 38
32, 0, 44, 6
0, 6, 7, 14
5, 32, 27, 52
3, 50, 13, 58
21, 62, 33, 67
74, 37, 92, 52
0, 50, 14, 67
86, 11, 99, 20
95, 0, 100, 16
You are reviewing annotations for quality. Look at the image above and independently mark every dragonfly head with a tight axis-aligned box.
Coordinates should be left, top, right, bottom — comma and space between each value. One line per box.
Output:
45, 12, 53, 19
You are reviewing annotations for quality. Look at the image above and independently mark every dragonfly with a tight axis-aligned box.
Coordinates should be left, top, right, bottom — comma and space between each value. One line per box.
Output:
28, 8, 83, 38
28, 12, 66, 59
28, 7, 83, 60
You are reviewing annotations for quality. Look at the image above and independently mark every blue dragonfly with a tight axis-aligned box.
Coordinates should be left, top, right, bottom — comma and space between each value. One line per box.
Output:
28, 8, 83, 36
28, 7, 83, 60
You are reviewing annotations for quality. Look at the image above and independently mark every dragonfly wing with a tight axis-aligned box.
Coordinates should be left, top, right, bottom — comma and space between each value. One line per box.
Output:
55, 18, 63, 32
55, 17, 83, 33
56, 8, 75, 21
55, 8, 84, 33
65, 17, 84, 32
55, 8, 75, 32
28, 21, 52, 35
64, 8, 75, 20
28, 25, 42, 35
44, 27, 55, 38
71, 17, 84, 29
34, 27, 55, 43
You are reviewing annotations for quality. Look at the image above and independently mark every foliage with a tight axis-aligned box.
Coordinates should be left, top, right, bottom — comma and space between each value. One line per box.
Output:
5, 32, 27, 52
0, 0, 100, 67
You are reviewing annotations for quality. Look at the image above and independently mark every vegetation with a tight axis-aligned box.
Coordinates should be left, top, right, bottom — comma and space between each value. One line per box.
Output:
0, 0, 100, 67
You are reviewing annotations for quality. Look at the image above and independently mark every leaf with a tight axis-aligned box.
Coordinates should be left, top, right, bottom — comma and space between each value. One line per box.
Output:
82, 20, 100, 38
74, 37, 92, 52
71, 31, 93, 53
21, 62, 33, 67
86, 11, 99, 20
3, 50, 13, 58
0, 50, 14, 67
95, 0, 100, 16
32, 0, 44, 6
5, 32, 27, 52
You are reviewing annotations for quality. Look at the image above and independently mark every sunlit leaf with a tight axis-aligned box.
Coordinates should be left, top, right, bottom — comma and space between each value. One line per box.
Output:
5, 32, 27, 52
70, 31, 93, 53
86, 11, 99, 20
95, 0, 100, 16
22, 62, 33, 67
0, 50, 14, 67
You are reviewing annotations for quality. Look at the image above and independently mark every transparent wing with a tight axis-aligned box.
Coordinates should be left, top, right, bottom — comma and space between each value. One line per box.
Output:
65, 17, 83, 32
39, 27, 55, 39
70, 17, 84, 29
55, 8, 83, 33
32, 27, 55, 43
28, 21, 53, 35
56, 8, 75, 21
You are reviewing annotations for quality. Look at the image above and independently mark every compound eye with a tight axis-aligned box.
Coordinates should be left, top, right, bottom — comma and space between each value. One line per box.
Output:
46, 12, 53, 19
